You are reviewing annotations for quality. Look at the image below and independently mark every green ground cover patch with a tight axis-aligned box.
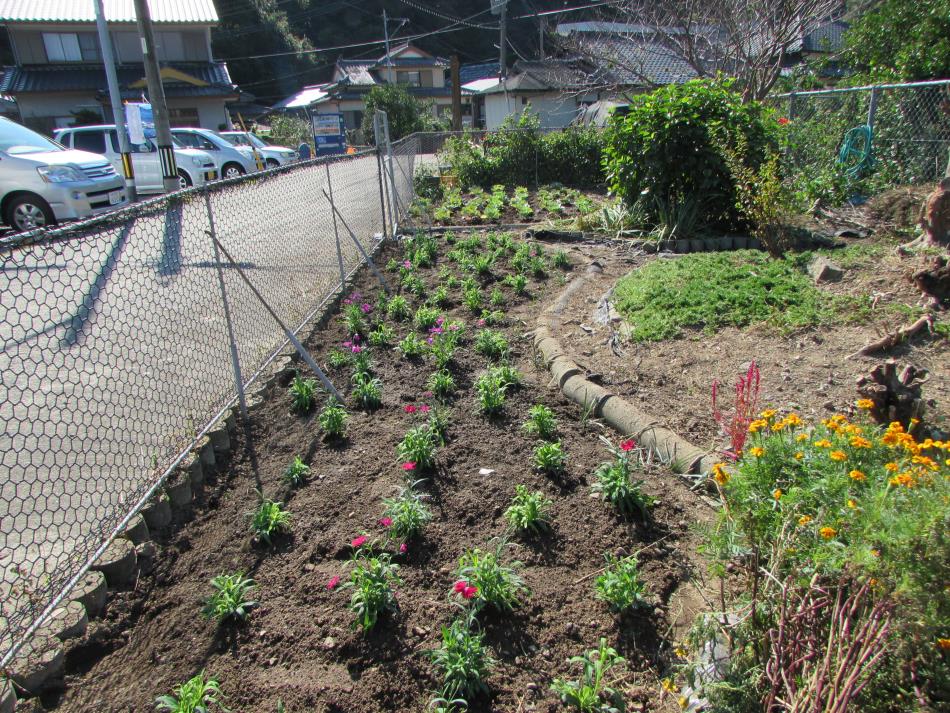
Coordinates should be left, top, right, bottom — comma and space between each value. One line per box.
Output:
614, 250, 871, 341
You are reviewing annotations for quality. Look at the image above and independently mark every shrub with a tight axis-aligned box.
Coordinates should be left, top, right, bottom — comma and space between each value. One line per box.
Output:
505, 485, 553, 533
594, 554, 648, 612
550, 638, 626, 712
202, 573, 257, 622
603, 80, 779, 231
360, 84, 444, 143
344, 552, 401, 630
155, 672, 226, 713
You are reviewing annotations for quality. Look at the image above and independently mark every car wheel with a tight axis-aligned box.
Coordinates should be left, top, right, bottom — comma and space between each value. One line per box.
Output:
177, 170, 193, 190
223, 163, 246, 179
265, 158, 280, 169
5, 194, 55, 232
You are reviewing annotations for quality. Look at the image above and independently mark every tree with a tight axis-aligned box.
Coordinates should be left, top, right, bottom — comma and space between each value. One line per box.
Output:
562, 0, 841, 101
359, 85, 444, 144
841, 0, 950, 81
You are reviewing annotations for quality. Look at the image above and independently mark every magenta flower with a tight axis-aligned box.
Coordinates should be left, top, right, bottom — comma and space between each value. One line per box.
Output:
352, 333, 360, 342
448, 324, 460, 332
326, 575, 340, 590
402, 462, 417, 471
351, 535, 367, 548
620, 439, 636, 452
453, 580, 467, 593
361, 303, 373, 314
422, 391, 434, 399
404, 404, 417, 414
378, 517, 393, 528
462, 586, 478, 600
351, 345, 362, 354
350, 291, 362, 300
429, 326, 443, 335
403, 260, 411, 269
342, 298, 352, 306
436, 316, 445, 325
399, 543, 408, 554
420, 404, 430, 414
342, 340, 352, 348
476, 319, 486, 327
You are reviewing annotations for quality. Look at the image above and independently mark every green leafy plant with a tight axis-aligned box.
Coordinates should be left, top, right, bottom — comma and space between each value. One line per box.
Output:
489, 287, 505, 307
472, 253, 494, 278
550, 638, 627, 712
282, 456, 309, 487
155, 671, 227, 713
318, 397, 348, 439
455, 541, 529, 611
474, 329, 508, 361
429, 611, 496, 711
503, 273, 528, 295
414, 305, 441, 331
489, 364, 521, 388
509, 186, 534, 219
369, 323, 395, 347
431, 285, 450, 308
475, 371, 507, 415
534, 441, 566, 475
351, 372, 382, 410
427, 369, 457, 400
382, 482, 432, 541
523, 404, 558, 441
202, 573, 257, 623
326, 349, 350, 370
553, 250, 571, 270
250, 498, 291, 544
398, 424, 437, 470
595, 555, 648, 612
344, 552, 401, 630
427, 406, 451, 446
342, 304, 366, 336
505, 485, 553, 533
398, 332, 426, 359
463, 285, 483, 313
591, 442, 655, 518
288, 375, 318, 414
387, 295, 410, 321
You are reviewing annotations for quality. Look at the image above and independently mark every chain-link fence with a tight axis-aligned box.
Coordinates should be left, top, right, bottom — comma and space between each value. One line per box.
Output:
769, 79, 950, 191
0, 114, 407, 668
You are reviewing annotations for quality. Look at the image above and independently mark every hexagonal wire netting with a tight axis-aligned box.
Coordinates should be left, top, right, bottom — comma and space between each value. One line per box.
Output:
0, 128, 417, 666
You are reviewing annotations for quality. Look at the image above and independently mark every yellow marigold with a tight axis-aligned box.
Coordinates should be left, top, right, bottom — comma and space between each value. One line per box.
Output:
847, 499, 857, 509
770, 421, 786, 432
938, 638, 950, 652
856, 398, 875, 409
870, 549, 880, 557
748, 446, 765, 457
678, 695, 689, 710
760, 409, 777, 419
813, 439, 833, 448
850, 436, 872, 449
825, 421, 841, 433
773, 489, 783, 500
661, 677, 678, 693
798, 514, 813, 527
794, 451, 804, 460
829, 450, 848, 462
869, 577, 879, 587
881, 432, 900, 446
912, 455, 939, 471
831, 413, 847, 423
889, 472, 915, 488
785, 413, 803, 427
884, 462, 899, 472
748, 419, 767, 433
910, 417, 920, 427
796, 433, 809, 442
888, 421, 904, 432
819, 526, 837, 540
849, 469, 866, 482
712, 462, 730, 486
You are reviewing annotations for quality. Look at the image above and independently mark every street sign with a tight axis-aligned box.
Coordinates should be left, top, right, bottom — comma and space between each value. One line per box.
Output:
312, 113, 346, 156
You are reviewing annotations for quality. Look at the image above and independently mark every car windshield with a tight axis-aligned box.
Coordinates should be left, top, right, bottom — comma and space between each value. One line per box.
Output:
223, 133, 268, 149
0, 120, 62, 154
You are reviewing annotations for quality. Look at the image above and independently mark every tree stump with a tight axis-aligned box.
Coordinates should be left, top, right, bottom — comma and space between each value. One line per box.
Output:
910, 254, 950, 308
855, 360, 928, 430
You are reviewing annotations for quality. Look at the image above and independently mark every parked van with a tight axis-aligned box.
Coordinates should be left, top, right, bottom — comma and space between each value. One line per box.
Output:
54, 125, 217, 193
0, 117, 127, 232
170, 128, 258, 179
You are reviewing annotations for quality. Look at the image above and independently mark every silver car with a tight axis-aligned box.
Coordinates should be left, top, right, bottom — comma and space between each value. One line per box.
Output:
170, 128, 257, 179
0, 117, 127, 232
220, 131, 298, 167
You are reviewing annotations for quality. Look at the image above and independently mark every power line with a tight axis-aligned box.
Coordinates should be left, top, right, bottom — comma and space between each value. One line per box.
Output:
393, 0, 500, 30
510, 0, 625, 21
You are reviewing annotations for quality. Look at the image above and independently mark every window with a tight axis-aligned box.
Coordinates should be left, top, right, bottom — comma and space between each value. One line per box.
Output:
168, 108, 200, 127
172, 131, 216, 151
72, 131, 107, 154
43, 33, 100, 62
396, 71, 421, 86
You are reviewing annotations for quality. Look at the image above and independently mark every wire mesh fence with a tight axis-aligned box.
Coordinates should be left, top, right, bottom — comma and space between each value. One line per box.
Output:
768, 79, 950, 191
0, 119, 403, 667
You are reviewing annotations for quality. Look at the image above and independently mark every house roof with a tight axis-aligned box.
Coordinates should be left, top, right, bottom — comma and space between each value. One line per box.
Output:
575, 35, 699, 86
335, 43, 449, 85
0, 61, 236, 97
272, 83, 334, 110
0, 0, 219, 24
791, 19, 849, 53
479, 59, 604, 95
459, 61, 499, 85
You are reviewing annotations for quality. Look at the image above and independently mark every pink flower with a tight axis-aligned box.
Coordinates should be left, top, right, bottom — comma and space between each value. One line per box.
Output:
429, 326, 443, 335
403, 260, 411, 269
620, 439, 636, 452
436, 316, 445, 325
420, 404, 430, 414
351, 345, 362, 354
399, 543, 408, 554
352, 334, 360, 342
477, 319, 486, 327
326, 575, 340, 590
453, 580, 467, 593
342, 340, 352, 348
350, 291, 362, 300
462, 586, 478, 600
402, 462, 417, 471
448, 324, 460, 332
404, 404, 417, 414
378, 517, 393, 527
342, 298, 352, 306
422, 391, 434, 399
351, 535, 367, 548
361, 303, 373, 314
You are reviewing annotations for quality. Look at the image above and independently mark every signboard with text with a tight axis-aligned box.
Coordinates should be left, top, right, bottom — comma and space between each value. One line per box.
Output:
311, 113, 346, 156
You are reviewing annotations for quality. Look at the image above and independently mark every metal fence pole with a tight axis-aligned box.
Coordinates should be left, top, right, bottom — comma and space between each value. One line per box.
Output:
205, 192, 248, 419
866, 86, 879, 131
324, 162, 346, 288
375, 141, 390, 241
321, 187, 391, 293
374, 112, 397, 234
382, 112, 399, 232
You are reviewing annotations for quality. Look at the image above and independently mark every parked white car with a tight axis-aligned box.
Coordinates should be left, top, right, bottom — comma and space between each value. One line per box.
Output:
0, 117, 127, 232
54, 125, 218, 193
219, 131, 298, 167
170, 128, 257, 179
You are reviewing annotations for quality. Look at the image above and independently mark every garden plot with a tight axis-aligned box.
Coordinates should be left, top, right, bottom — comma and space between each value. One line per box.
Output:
417, 185, 605, 227
44, 231, 712, 713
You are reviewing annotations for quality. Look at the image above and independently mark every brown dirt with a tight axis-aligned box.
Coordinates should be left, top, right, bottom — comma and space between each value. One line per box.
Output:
41, 235, 714, 713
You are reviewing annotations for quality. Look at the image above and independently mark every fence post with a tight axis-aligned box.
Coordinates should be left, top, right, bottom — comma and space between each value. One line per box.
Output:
788, 92, 796, 120
866, 86, 879, 130
375, 135, 390, 241
205, 192, 248, 419
321, 187, 391, 293
324, 162, 346, 289
381, 112, 400, 233
374, 112, 397, 234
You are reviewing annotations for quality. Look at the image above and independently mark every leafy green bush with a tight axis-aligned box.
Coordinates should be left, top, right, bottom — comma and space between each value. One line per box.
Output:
360, 84, 445, 143
155, 671, 227, 713
550, 638, 627, 712
603, 80, 778, 231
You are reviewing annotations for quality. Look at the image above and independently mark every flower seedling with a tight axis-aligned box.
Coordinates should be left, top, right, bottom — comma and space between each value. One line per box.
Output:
342, 303, 366, 336
202, 573, 257, 623
368, 324, 395, 347
398, 424, 437, 470
429, 611, 495, 712
489, 287, 505, 307
414, 305, 441, 331
351, 350, 371, 378
523, 404, 558, 440
474, 329, 508, 361
282, 455, 310, 487
402, 273, 426, 297
504, 273, 529, 295
534, 441, 566, 475
250, 498, 291, 544
398, 333, 426, 359
595, 554, 649, 612
352, 372, 382, 410
553, 250, 571, 270
318, 398, 348, 439
387, 295, 410, 321
473, 253, 494, 278
489, 364, 521, 388
550, 638, 626, 713
155, 671, 227, 713
432, 284, 450, 307
456, 542, 529, 611
382, 482, 432, 541
475, 372, 507, 415
463, 285, 483, 313
344, 552, 401, 631
326, 349, 350, 370
592, 442, 655, 519
505, 485, 553, 533
427, 370, 457, 400
288, 374, 318, 414
530, 256, 548, 279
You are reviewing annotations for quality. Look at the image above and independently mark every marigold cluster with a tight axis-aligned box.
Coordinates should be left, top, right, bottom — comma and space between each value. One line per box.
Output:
712, 462, 730, 486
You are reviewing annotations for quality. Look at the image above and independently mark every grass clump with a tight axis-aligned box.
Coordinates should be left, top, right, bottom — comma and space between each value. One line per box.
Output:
505, 485, 553, 533
202, 572, 256, 623
550, 638, 626, 712
155, 671, 226, 713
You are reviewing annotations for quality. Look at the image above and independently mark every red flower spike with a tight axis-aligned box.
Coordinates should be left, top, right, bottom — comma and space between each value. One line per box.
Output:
351, 535, 367, 548
453, 580, 467, 593
402, 462, 417, 471
620, 439, 636, 452
462, 585, 478, 599
378, 517, 392, 528
326, 576, 340, 591
404, 404, 417, 414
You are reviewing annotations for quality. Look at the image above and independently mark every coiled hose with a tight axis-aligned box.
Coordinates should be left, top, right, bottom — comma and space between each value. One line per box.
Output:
838, 124, 874, 178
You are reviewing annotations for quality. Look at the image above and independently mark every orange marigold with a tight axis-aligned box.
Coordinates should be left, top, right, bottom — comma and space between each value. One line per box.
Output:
938, 638, 950, 652
813, 439, 833, 448
856, 398, 875, 409
798, 514, 813, 527
829, 450, 848, 462
773, 489, 782, 500
794, 451, 804, 460
849, 470, 866, 482
889, 472, 915, 488
819, 526, 837, 539
850, 436, 872, 448
796, 433, 809, 442
847, 499, 857, 509
712, 463, 730, 486
884, 462, 899, 472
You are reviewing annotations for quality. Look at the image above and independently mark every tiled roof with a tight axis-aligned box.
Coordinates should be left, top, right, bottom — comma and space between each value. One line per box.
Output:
460, 62, 500, 84
573, 35, 699, 86
0, 61, 236, 96
795, 19, 849, 53
0, 0, 219, 24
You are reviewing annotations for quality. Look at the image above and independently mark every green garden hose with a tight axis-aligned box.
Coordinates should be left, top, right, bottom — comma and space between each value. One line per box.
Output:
838, 124, 874, 178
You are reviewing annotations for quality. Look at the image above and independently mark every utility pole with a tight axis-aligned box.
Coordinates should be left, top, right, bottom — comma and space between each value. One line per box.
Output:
499, 1, 508, 80
539, 17, 545, 60
94, 0, 135, 200
133, 0, 178, 193
450, 55, 462, 131
383, 9, 391, 83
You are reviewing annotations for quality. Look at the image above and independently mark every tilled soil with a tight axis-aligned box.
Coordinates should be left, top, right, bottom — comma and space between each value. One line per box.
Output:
45, 236, 712, 713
